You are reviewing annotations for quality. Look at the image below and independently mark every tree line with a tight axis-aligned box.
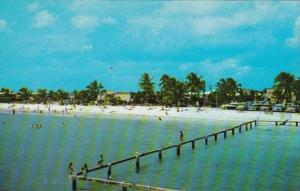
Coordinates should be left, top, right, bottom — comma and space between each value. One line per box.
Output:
0, 72, 299, 107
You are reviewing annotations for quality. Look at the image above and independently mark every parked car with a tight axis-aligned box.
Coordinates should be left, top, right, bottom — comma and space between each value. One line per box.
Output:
286, 105, 298, 113
236, 105, 246, 111
221, 104, 236, 110
272, 104, 284, 112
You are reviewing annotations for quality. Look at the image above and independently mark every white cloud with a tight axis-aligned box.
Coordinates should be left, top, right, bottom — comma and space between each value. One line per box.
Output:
100, 17, 117, 25
0, 18, 7, 31
286, 16, 300, 47
179, 64, 188, 70
71, 15, 98, 29
27, 2, 39, 12
71, 15, 117, 29
33, 10, 55, 28
126, 1, 298, 49
200, 58, 251, 80
82, 45, 93, 50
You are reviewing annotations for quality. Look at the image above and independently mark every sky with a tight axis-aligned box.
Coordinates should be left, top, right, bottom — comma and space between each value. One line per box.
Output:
0, 1, 299, 92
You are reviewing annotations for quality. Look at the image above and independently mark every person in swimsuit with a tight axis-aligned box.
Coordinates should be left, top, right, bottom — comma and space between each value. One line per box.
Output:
98, 155, 104, 166
68, 162, 74, 175
180, 131, 184, 143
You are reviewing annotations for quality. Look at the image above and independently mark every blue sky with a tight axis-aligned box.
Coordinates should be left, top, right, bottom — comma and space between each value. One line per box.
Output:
0, 1, 299, 92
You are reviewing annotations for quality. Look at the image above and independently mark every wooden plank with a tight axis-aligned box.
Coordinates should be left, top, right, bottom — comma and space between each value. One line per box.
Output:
73, 176, 182, 191
161, 144, 177, 151
140, 149, 160, 157
111, 156, 136, 166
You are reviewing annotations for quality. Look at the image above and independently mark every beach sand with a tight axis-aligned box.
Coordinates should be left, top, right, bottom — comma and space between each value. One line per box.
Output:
1, 103, 299, 122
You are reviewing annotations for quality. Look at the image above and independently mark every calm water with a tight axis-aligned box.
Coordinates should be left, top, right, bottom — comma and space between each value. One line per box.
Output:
0, 112, 300, 191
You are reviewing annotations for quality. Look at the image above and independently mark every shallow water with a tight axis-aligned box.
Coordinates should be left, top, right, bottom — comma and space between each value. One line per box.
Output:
0, 112, 299, 191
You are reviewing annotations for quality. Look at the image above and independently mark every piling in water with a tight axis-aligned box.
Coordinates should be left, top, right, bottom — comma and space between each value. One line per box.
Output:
224, 131, 227, 139
72, 178, 77, 191
192, 140, 195, 149
159, 150, 162, 160
176, 145, 180, 156
136, 157, 140, 172
107, 164, 112, 180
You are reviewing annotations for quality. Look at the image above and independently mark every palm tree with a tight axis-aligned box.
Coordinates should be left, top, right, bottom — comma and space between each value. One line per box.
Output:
294, 78, 300, 101
139, 73, 155, 105
273, 72, 295, 104
159, 75, 187, 107
186, 72, 205, 106
56, 89, 69, 105
18, 87, 32, 103
0, 88, 13, 103
216, 78, 241, 104
47, 90, 57, 102
159, 74, 173, 106
86, 80, 104, 104
36, 88, 48, 104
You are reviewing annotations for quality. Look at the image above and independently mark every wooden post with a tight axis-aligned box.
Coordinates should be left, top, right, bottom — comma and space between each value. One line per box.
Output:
72, 177, 77, 191
176, 144, 180, 156
255, 120, 257, 126
136, 156, 140, 172
296, 122, 298, 127
224, 131, 227, 139
232, 129, 235, 135
245, 123, 248, 131
250, 122, 253, 129
205, 137, 208, 145
275, 121, 278, 126
239, 126, 241, 133
122, 186, 127, 191
107, 164, 112, 180
214, 134, 217, 141
192, 140, 195, 150
159, 150, 162, 160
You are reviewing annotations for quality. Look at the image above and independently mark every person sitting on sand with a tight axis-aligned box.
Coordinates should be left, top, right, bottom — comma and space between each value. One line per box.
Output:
68, 162, 74, 175
180, 131, 184, 143
98, 155, 104, 166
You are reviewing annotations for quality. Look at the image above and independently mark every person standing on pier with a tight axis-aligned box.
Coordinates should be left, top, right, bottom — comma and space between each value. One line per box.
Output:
180, 131, 184, 143
68, 162, 74, 175
98, 155, 104, 167
82, 163, 88, 178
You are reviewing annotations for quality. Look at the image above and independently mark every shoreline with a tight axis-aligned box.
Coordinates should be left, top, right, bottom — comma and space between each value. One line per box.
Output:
1, 103, 300, 122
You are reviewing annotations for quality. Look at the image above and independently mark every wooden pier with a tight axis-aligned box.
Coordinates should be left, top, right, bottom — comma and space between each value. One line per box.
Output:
258, 120, 299, 126
72, 120, 259, 190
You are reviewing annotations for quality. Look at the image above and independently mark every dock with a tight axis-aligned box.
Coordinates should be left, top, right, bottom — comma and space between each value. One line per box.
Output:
70, 119, 299, 190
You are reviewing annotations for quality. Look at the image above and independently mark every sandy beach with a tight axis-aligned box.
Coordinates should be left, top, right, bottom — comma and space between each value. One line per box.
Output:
1, 103, 299, 122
